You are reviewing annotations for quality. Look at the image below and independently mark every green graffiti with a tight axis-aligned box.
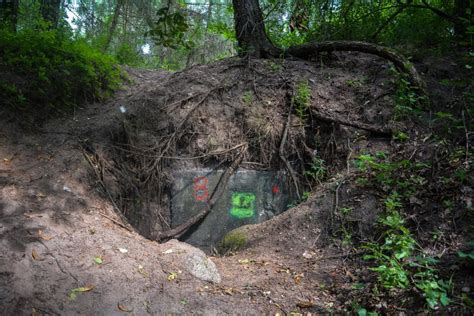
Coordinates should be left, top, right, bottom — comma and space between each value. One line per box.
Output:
230, 192, 256, 219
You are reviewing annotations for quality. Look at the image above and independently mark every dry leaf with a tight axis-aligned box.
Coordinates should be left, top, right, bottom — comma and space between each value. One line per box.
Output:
31, 249, 44, 261
69, 285, 94, 301
293, 273, 304, 285
117, 303, 132, 312
38, 230, 53, 241
167, 272, 178, 281
296, 301, 315, 309
138, 265, 148, 277
31, 308, 37, 316
73, 285, 95, 292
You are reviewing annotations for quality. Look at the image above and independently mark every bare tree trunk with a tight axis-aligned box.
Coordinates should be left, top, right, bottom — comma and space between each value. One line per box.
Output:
231, 0, 425, 90
231, 0, 281, 57
103, 0, 124, 52
40, 0, 62, 28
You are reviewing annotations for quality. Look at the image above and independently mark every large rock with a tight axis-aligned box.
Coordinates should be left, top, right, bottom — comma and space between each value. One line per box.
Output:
162, 240, 221, 283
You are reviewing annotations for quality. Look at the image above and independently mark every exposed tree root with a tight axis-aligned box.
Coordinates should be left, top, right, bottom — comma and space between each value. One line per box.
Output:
284, 41, 425, 92
279, 101, 301, 200
310, 108, 393, 137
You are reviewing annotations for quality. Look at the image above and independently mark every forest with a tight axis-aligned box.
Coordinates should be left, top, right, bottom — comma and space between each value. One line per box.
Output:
0, 0, 473, 314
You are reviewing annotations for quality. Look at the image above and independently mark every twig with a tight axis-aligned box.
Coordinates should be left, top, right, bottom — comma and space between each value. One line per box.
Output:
98, 211, 133, 232
333, 180, 344, 216
112, 142, 247, 160
311, 108, 392, 136
82, 150, 134, 232
280, 100, 301, 200
462, 110, 470, 161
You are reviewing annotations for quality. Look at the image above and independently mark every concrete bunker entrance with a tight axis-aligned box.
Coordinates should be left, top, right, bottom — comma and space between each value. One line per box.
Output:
171, 168, 292, 250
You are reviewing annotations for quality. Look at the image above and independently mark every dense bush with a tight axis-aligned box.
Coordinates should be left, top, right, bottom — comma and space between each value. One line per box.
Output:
0, 29, 122, 121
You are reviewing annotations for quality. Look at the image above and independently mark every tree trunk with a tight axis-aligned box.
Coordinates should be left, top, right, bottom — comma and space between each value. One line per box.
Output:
40, 0, 62, 28
102, 0, 124, 52
231, 0, 425, 91
231, 0, 280, 57
453, 0, 472, 38
0, 0, 19, 32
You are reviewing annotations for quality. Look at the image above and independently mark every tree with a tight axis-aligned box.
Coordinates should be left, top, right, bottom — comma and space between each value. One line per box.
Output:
102, 0, 125, 52
40, 0, 62, 28
0, 0, 19, 31
231, 0, 425, 90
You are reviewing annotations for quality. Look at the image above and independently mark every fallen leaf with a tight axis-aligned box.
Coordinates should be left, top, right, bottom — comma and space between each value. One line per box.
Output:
69, 285, 95, 300
35, 193, 46, 198
32, 308, 37, 316
294, 273, 304, 285
167, 272, 178, 281
38, 230, 53, 241
94, 257, 103, 265
72, 285, 95, 292
31, 249, 44, 261
117, 303, 132, 312
138, 265, 148, 277
238, 258, 256, 265
297, 301, 315, 309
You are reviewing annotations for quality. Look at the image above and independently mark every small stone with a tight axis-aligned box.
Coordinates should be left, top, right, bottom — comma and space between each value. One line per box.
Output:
462, 287, 470, 293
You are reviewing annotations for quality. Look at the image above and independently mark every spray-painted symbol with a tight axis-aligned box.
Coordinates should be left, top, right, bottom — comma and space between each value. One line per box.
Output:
272, 184, 280, 194
193, 176, 209, 202
230, 192, 256, 219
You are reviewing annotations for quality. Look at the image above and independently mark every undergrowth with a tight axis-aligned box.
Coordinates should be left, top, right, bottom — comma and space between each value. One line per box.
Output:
0, 29, 122, 122
351, 148, 472, 311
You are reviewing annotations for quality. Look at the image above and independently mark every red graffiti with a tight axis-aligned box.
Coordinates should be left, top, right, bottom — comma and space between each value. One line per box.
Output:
193, 176, 209, 202
272, 184, 280, 194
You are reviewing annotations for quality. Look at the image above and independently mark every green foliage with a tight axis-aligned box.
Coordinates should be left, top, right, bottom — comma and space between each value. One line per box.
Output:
304, 157, 326, 183
393, 131, 409, 142
353, 153, 430, 197
292, 80, 311, 120
0, 28, 121, 119
242, 91, 254, 105
357, 308, 378, 316
220, 231, 247, 252
392, 75, 425, 121
263, 0, 462, 47
115, 43, 142, 66
146, 7, 192, 50
458, 241, 474, 260
363, 193, 451, 309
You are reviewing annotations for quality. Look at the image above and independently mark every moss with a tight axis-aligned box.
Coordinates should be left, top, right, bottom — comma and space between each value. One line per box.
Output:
219, 230, 247, 252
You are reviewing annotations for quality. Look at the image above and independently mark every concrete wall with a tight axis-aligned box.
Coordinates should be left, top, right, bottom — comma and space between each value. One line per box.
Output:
171, 168, 290, 249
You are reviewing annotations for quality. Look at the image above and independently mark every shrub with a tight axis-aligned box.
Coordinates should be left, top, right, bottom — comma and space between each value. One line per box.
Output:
0, 29, 122, 122
219, 230, 247, 252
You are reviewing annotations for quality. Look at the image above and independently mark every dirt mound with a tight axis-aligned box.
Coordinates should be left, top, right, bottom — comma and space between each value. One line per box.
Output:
96, 54, 403, 241
1, 51, 471, 314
